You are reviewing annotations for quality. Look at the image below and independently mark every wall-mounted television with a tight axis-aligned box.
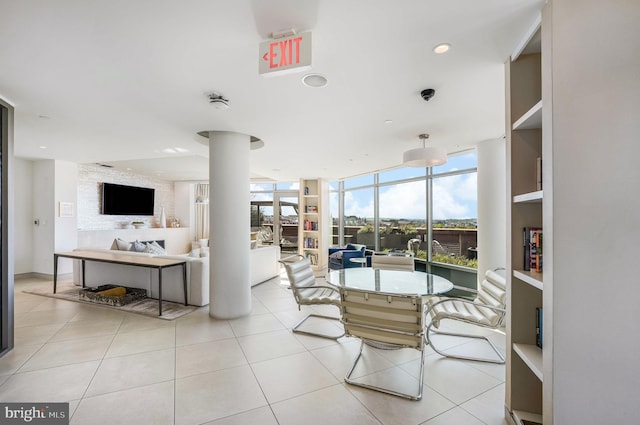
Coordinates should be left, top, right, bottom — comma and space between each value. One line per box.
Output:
101, 183, 155, 216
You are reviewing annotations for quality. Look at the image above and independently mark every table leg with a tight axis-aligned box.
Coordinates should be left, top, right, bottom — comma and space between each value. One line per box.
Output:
183, 263, 188, 306
158, 268, 163, 316
53, 254, 58, 294
81, 260, 86, 288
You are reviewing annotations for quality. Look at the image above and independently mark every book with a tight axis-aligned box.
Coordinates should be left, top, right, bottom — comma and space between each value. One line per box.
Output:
523, 227, 531, 271
530, 229, 543, 272
536, 157, 543, 191
536, 231, 543, 272
524, 227, 542, 272
536, 307, 543, 348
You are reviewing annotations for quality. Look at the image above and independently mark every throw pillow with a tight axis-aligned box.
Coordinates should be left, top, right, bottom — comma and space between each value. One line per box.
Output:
144, 241, 166, 255
329, 251, 343, 260
110, 238, 132, 251
151, 241, 166, 254
117, 238, 132, 251
130, 240, 147, 252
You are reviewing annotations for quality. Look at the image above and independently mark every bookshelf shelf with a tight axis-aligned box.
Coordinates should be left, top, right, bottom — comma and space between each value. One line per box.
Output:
513, 190, 543, 203
299, 179, 329, 273
513, 343, 543, 381
513, 99, 542, 130
513, 270, 543, 290
512, 409, 543, 425
507, 10, 550, 424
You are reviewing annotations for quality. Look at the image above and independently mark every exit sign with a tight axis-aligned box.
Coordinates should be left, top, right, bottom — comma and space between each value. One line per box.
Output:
259, 31, 312, 76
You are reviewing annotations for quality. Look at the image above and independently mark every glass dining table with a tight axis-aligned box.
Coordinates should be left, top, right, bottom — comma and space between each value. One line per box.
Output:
325, 267, 454, 296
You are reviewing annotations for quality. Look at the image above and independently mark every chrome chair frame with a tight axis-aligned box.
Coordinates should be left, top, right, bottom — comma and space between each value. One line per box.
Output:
425, 269, 506, 364
425, 297, 505, 364
279, 255, 345, 340
339, 287, 426, 400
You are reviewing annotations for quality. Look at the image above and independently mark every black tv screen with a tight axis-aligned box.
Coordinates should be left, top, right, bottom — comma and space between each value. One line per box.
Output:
101, 183, 155, 216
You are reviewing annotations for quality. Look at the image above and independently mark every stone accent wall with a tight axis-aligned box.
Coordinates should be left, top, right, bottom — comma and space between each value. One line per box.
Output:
78, 164, 175, 230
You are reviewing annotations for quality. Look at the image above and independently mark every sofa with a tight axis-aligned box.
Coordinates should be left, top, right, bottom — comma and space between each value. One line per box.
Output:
72, 244, 281, 307
328, 244, 370, 270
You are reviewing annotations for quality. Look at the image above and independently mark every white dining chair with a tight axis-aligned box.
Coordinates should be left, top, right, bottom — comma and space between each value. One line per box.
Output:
371, 252, 415, 271
338, 286, 426, 400
279, 255, 345, 339
425, 268, 506, 363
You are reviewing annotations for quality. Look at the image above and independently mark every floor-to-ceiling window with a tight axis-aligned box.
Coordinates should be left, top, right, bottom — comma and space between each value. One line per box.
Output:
342, 177, 374, 249
431, 151, 478, 268
331, 150, 478, 270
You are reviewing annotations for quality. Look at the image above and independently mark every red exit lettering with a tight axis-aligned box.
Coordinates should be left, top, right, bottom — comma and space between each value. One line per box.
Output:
262, 36, 302, 69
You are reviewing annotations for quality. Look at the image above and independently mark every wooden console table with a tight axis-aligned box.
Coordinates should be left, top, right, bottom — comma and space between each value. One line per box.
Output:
53, 250, 187, 316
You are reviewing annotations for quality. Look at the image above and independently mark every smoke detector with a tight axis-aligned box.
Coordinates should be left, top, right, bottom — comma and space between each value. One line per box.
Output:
207, 92, 230, 109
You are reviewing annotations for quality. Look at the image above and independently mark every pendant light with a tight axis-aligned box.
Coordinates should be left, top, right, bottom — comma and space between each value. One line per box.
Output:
402, 134, 447, 167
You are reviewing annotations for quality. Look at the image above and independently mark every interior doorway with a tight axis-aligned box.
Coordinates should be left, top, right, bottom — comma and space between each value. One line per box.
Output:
274, 192, 299, 255
250, 191, 299, 255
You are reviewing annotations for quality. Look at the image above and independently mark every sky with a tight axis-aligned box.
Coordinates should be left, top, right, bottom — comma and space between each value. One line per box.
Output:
251, 151, 478, 221
333, 151, 478, 220
334, 172, 477, 220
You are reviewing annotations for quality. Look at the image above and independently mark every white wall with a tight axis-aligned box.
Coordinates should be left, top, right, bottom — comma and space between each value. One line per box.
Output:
54, 161, 78, 274
477, 138, 507, 280
32, 160, 55, 274
15, 161, 194, 274
13, 158, 33, 274
551, 1, 640, 423
174, 182, 195, 242
77, 164, 175, 230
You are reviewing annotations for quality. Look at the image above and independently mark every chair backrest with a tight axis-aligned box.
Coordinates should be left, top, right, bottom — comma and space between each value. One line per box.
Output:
371, 254, 415, 271
281, 256, 316, 304
475, 269, 507, 324
339, 287, 425, 350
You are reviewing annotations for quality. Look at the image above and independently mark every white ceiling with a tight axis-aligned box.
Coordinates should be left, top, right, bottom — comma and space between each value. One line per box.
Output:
0, 0, 542, 182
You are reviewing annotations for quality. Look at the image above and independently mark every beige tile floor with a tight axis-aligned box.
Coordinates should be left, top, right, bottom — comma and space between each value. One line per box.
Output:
1, 274, 508, 425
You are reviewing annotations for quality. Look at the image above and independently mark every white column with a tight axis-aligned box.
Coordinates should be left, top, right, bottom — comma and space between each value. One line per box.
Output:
207, 131, 251, 319
477, 138, 506, 283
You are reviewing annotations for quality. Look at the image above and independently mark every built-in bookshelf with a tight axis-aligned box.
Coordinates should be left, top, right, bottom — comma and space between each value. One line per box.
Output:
299, 178, 329, 273
506, 9, 552, 425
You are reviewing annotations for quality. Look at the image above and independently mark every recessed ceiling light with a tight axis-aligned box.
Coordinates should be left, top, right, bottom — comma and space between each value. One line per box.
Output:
433, 43, 451, 54
162, 148, 177, 154
174, 147, 189, 153
39, 146, 47, 149
384, 120, 393, 124
302, 73, 328, 88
